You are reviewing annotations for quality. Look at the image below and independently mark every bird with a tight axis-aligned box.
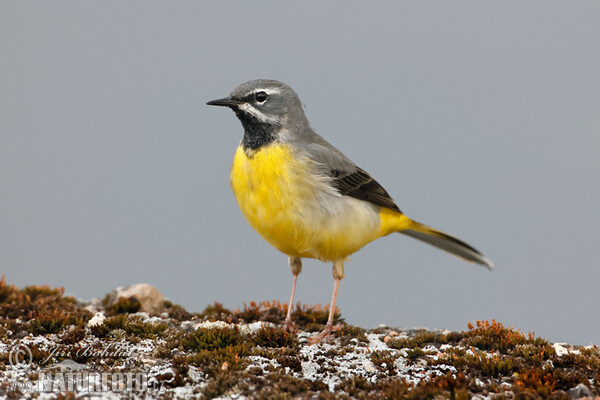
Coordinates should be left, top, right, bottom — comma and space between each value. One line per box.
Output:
207, 79, 492, 343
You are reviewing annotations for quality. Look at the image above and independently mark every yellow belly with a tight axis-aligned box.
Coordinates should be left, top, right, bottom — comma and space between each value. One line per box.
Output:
230, 144, 409, 261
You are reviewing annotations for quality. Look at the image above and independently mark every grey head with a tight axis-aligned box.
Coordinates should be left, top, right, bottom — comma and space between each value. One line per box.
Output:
207, 79, 310, 151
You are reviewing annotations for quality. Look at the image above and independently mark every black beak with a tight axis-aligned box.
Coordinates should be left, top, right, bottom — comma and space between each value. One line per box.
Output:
206, 96, 242, 108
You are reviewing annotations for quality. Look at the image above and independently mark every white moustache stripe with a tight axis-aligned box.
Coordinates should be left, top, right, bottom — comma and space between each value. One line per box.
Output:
238, 103, 279, 124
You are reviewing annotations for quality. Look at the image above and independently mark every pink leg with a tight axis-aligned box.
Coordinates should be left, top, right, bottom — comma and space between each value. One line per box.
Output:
283, 273, 299, 332
308, 276, 343, 344
283, 257, 302, 332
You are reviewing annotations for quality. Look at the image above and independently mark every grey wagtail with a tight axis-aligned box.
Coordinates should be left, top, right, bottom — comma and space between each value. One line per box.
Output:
207, 79, 492, 343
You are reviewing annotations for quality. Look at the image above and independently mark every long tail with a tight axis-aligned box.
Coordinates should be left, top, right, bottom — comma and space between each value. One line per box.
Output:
400, 220, 493, 269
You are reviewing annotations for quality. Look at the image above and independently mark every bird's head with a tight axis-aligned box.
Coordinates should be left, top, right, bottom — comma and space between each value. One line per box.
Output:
207, 79, 309, 150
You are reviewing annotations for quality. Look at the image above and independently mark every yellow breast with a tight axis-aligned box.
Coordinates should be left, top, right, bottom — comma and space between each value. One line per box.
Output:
230, 144, 401, 261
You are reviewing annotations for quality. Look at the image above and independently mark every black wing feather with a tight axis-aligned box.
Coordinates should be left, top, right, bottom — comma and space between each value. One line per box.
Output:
330, 168, 401, 213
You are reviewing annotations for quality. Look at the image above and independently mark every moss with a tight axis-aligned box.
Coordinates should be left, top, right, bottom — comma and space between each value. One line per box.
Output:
199, 302, 233, 322
379, 378, 412, 400
0, 277, 92, 335
164, 301, 195, 321
509, 342, 555, 368
290, 303, 343, 332
0, 318, 20, 339
247, 372, 329, 399
550, 348, 600, 392
152, 329, 185, 359
29, 310, 74, 335
89, 323, 110, 337
553, 349, 600, 371
252, 326, 298, 348
199, 300, 345, 333
59, 326, 87, 345
0, 343, 51, 371
551, 369, 591, 393
405, 347, 426, 363
181, 327, 258, 376
182, 327, 242, 352
200, 371, 241, 398
462, 320, 542, 352
187, 343, 253, 377
334, 375, 375, 398
409, 372, 470, 400
388, 330, 460, 350
513, 368, 564, 398
91, 314, 168, 339
473, 353, 514, 378
277, 355, 302, 373
370, 350, 396, 374
337, 325, 368, 346
235, 300, 287, 324
105, 296, 141, 315
3, 277, 600, 399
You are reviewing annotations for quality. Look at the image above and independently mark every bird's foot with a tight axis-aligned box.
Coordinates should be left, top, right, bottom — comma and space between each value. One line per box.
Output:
283, 318, 296, 333
307, 323, 341, 344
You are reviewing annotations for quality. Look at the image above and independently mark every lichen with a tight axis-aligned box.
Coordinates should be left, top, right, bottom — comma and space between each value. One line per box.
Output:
0, 278, 598, 399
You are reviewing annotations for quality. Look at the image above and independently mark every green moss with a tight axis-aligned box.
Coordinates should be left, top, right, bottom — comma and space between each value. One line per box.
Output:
106, 296, 141, 315
277, 355, 302, 373
476, 353, 514, 378
151, 328, 185, 359
91, 314, 168, 339
338, 325, 368, 346
333, 375, 374, 398
509, 342, 555, 368
252, 326, 298, 348
59, 326, 87, 345
405, 348, 426, 363
235, 300, 287, 324
379, 378, 412, 400
164, 301, 195, 321
0, 277, 92, 334
413, 372, 470, 400
182, 327, 242, 352
248, 372, 329, 399
290, 304, 343, 332
200, 371, 241, 398
199, 302, 233, 322
388, 330, 460, 350
370, 350, 396, 374
187, 343, 253, 377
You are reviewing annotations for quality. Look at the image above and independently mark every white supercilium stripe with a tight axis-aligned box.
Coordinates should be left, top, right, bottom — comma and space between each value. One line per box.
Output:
254, 88, 281, 96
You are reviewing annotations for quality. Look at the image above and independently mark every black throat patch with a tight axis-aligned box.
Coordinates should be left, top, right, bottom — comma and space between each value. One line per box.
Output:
234, 109, 280, 152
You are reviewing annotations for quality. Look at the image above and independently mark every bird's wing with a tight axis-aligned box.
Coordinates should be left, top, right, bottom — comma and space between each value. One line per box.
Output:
329, 167, 401, 213
296, 130, 402, 213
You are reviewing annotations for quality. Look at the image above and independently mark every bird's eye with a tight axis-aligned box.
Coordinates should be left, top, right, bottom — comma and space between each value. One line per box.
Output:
254, 91, 268, 103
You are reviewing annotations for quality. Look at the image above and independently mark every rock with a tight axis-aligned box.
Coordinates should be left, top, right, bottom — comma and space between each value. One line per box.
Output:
107, 283, 167, 314
362, 360, 376, 373
568, 383, 593, 399
383, 330, 399, 344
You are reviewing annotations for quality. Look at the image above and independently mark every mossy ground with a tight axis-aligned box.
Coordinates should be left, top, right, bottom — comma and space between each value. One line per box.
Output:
0, 278, 598, 399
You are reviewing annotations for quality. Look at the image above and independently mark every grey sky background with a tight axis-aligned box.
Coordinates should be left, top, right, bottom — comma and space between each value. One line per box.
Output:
1, 2, 599, 345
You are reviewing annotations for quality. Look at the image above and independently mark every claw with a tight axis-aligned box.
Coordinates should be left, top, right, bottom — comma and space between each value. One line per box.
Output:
307, 323, 342, 344
283, 318, 296, 333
